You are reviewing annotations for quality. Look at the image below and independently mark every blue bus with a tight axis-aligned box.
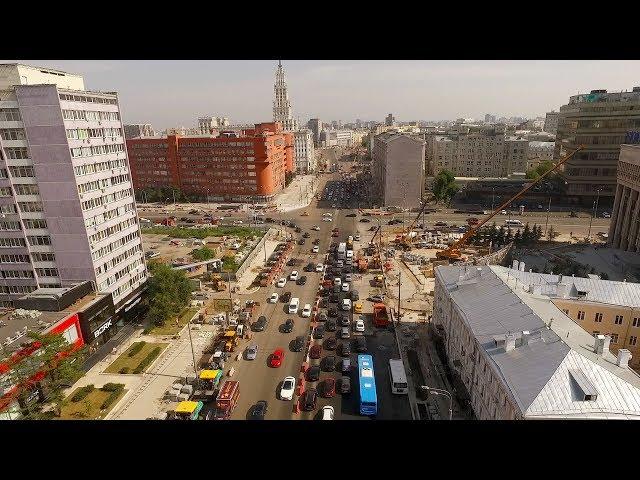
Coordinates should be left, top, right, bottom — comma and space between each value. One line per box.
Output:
357, 354, 378, 415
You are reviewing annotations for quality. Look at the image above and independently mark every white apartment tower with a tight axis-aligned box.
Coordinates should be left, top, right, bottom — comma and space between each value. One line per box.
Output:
0, 64, 147, 310
294, 129, 315, 173
273, 61, 298, 132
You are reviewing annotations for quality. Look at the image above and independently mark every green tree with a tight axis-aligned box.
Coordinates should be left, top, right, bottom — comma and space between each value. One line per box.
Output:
525, 160, 555, 180
146, 262, 193, 327
600, 272, 609, 280
504, 227, 513, 244
533, 224, 543, 242
496, 226, 506, 245
432, 170, 459, 204
513, 230, 522, 244
190, 247, 214, 262
521, 223, 532, 245
547, 225, 557, 241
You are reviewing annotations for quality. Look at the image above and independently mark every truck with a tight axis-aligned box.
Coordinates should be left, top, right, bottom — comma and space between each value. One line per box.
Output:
214, 380, 240, 419
337, 242, 347, 260
347, 236, 354, 249
373, 303, 390, 328
241, 300, 260, 323
192, 369, 223, 401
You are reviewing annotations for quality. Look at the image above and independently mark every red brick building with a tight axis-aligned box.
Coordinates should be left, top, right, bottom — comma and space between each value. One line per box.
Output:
127, 122, 294, 202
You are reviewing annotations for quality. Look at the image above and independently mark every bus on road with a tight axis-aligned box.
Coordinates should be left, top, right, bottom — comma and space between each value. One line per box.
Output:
389, 359, 409, 395
358, 354, 378, 416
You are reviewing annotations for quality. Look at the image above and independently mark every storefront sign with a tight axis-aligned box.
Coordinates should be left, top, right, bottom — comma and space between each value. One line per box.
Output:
93, 318, 113, 339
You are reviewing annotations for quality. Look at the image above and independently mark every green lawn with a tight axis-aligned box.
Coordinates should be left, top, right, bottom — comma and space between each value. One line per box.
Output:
105, 342, 168, 374
141, 225, 263, 240
146, 307, 200, 336
59, 387, 127, 420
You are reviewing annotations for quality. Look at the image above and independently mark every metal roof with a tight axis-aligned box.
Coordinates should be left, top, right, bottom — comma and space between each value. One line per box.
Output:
436, 265, 640, 419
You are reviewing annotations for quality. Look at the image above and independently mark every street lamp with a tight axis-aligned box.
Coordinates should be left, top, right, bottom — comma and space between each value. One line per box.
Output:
587, 188, 602, 240
419, 386, 453, 420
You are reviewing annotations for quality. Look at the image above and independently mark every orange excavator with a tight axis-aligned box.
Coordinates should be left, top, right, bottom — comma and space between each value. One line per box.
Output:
435, 145, 583, 262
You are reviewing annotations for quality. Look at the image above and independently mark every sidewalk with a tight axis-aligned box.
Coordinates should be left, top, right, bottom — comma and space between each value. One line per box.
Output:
275, 174, 319, 212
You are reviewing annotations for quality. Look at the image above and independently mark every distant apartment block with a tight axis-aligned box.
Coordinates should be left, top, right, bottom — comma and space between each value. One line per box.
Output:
543, 111, 559, 134
0, 64, 147, 310
372, 131, 425, 209
198, 116, 229, 134
527, 141, 555, 170
609, 144, 640, 251
294, 129, 315, 173
321, 129, 353, 148
124, 123, 155, 139
385, 113, 395, 127
433, 264, 640, 419
307, 118, 322, 146
555, 87, 640, 202
126, 122, 294, 203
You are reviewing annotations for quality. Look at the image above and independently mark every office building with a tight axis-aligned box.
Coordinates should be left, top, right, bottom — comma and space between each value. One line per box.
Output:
609, 144, 640, 251
294, 129, 315, 173
385, 113, 395, 127
127, 122, 294, 203
555, 87, 640, 202
273, 61, 298, 132
372, 131, 425, 209
321, 129, 353, 148
0, 63, 147, 311
124, 124, 155, 139
543, 111, 559, 134
307, 118, 322, 146
197, 116, 229, 134
433, 264, 640, 419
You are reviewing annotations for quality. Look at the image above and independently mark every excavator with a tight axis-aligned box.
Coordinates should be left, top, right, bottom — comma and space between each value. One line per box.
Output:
395, 202, 431, 250
434, 145, 583, 262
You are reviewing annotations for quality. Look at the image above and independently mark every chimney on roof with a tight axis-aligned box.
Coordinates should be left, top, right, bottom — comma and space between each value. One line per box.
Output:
512, 260, 519, 270
519, 262, 525, 272
556, 283, 569, 298
616, 349, 632, 368
505, 333, 517, 352
521, 330, 531, 346
594, 335, 611, 356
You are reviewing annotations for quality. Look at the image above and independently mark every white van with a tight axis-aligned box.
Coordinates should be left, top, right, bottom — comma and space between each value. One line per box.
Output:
342, 298, 352, 311
288, 297, 300, 314
346, 250, 354, 259
505, 219, 523, 227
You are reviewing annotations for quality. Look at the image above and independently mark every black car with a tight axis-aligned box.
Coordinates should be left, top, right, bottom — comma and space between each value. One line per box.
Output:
324, 336, 338, 350
368, 226, 377, 231
303, 232, 310, 238
294, 226, 302, 233
286, 258, 297, 267
252, 316, 267, 332
320, 290, 330, 299
339, 342, 351, 357
339, 315, 350, 327
355, 336, 367, 353
306, 365, 321, 382
312, 238, 320, 245
250, 400, 268, 420
296, 276, 307, 286
328, 307, 338, 318
329, 294, 339, 304
360, 218, 371, 223
282, 291, 292, 303
321, 355, 337, 372
298, 238, 306, 245
346, 213, 356, 217
318, 312, 327, 322
301, 388, 317, 411
282, 318, 294, 333
265, 217, 274, 223
326, 319, 337, 332
304, 262, 315, 272
313, 325, 325, 339
292, 335, 305, 352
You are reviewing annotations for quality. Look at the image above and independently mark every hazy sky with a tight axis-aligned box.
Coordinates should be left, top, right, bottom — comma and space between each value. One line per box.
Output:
12, 60, 640, 130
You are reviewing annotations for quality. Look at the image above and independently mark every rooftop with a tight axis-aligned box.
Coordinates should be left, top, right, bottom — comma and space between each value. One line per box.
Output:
436, 264, 640, 419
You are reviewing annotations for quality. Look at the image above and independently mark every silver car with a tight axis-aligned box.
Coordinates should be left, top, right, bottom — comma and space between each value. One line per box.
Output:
246, 344, 258, 360
340, 327, 350, 339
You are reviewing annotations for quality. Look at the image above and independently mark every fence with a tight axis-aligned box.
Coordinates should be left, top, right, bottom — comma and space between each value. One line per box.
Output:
232, 228, 278, 281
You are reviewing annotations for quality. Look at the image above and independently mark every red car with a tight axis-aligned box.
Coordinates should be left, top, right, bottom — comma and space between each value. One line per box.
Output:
332, 228, 339, 233
320, 378, 336, 398
309, 344, 322, 359
270, 349, 284, 367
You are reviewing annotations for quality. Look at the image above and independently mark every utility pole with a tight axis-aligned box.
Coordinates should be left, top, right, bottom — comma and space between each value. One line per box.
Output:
544, 197, 551, 237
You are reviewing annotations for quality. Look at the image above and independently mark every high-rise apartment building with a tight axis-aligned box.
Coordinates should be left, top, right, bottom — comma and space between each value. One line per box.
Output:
294, 129, 315, 173
484, 114, 496, 123
127, 122, 294, 203
543, 111, 559, 134
372, 131, 425, 209
124, 123, 155, 139
385, 113, 395, 127
555, 87, 640, 202
273, 62, 298, 132
0, 64, 147, 310
307, 118, 322, 146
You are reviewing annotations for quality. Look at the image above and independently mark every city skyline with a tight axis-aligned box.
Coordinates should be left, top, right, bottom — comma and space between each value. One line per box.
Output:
7, 60, 640, 130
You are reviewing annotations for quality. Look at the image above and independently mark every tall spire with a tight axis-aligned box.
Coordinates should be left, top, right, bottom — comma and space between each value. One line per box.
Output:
273, 61, 298, 132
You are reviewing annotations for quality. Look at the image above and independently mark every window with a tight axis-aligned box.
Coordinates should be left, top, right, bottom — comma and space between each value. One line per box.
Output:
9, 166, 34, 177
23, 219, 47, 229
562, 309, 569, 315
610, 334, 619, 344
630, 336, 638, 346
13, 184, 39, 195
577, 311, 585, 321
592, 331, 600, 337
5, 147, 29, 159
633, 318, 640, 328
36, 268, 58, 277
615, 315, 624, 325
18, 202, 43, 213
27, 235, 51, 246
0, 128, 26, 140
0, 108, 21, 121
0, 187, 12, 197
32, 253, 55, 262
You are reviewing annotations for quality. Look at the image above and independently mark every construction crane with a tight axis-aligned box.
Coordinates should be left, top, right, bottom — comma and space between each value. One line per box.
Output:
395, 201, 431, 250
435, 145, 583, 262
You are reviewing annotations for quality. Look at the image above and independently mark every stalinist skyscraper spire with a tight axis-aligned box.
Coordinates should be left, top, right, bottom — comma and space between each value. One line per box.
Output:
273, 61, 298, 132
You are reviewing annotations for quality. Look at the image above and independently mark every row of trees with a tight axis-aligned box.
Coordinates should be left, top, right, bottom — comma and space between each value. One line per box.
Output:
468, 222, 549, 247
137, 186, 191, 204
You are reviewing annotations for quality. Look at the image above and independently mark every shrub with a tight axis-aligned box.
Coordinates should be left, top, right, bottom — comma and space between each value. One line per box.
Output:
100, 388, 124, 410
133, 346, 162, 374
71, 384, 94, 402
127, 341, 146, 357
101, 383, 124, 392
142, 327, 152, 335
119, 367, 130, 374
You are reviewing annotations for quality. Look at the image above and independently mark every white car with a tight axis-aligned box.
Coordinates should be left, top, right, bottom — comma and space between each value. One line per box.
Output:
315, 263, 324, 272
500, 210, 507, 215
321, 405, 334, 420
280, 376, 296, 401
312, 246, 320, 253
276, 277, 287, 288
301, 304, 312, 318
322, 217, 332, 222
289, 271, 299, 281
233, 220, 243, 225
334, 277, 342, 287
269, 293, 279, 303
354, 319, 365, 332
341, 282, 350, 292
231, 242, 241, 250
311, 225, 320, 231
